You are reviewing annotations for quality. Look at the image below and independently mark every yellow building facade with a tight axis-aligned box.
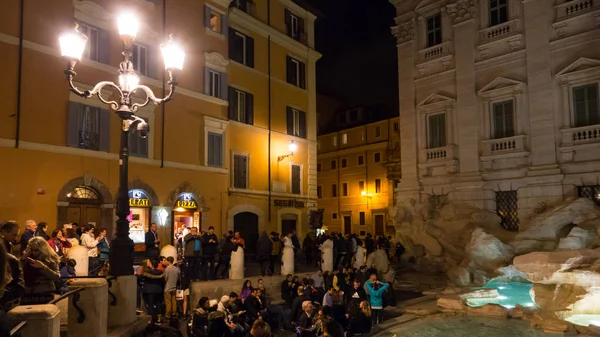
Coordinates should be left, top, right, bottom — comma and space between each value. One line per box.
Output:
0, 0, 320, 254
317, 113, 400, 236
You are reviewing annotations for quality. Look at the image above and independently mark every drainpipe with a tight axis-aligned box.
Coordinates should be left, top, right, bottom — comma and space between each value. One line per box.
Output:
15, 0, 24, 148
160, 0, 166, 168
267, 0, 272, 223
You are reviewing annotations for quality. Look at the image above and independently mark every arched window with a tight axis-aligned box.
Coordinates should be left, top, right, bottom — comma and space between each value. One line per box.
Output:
67, 186, 101, 203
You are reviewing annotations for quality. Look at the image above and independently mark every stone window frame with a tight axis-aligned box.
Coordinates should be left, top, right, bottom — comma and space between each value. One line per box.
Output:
478, 0, 521, 29
556, 58, 600, 129
477, 77, 526, 140
416, 94, 456, 155
204, 116, 228, 168
415, 1, 451, 51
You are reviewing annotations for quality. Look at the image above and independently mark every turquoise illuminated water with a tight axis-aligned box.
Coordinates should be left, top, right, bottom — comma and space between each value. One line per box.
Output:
466, 281, 537, 309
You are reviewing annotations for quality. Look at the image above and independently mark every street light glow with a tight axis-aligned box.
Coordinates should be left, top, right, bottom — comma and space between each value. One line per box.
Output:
117, 11, 139, 38
361, 190, 367, 196
59, 24, 88, 62
119, 72, 140, 92
288, 140, 298, 154
161, 36, 185, 71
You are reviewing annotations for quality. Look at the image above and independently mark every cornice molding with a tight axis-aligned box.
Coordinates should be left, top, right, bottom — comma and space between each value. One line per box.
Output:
205, 52, 229, 73
446, 0, 476, 25
414, 69, 455, 86
474, 49, 526, 71
550, 29, 600, 52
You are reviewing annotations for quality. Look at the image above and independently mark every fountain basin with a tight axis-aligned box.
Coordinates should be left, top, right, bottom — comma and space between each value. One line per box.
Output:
466, 281, 537, 309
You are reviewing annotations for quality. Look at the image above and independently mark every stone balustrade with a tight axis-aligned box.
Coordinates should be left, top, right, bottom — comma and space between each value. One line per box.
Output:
481, 135, 527, 156
417, 42, 451, 63
424, 145, 455, 162
8, 304, 60, 337
561, 125, 600, 145
479, 19, 520, 44
555, 0, 598, 21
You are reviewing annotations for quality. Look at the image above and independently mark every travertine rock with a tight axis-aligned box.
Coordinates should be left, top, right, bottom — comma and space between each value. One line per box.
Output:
466, 303, 508, 318
466, 228, 514, 272
436, 297, 466, 311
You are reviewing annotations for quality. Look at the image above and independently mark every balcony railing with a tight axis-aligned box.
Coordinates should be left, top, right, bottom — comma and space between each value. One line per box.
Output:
555, 0, 598, 21
417, 42, 451, 63
479, 19, 520, 44
481, 135, 527, 156
561, 124, 600, 145
423, 145, 455, 163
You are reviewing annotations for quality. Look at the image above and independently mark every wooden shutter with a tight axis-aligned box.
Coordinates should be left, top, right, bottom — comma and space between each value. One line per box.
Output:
67, 102, 82, 147
208, 133, 215, 165
246, 93, 254, 125
97, 29, 110, 65
221, 14, 228, 38
299, 17, 305, 42
147, 46, 161, 79
299, 110, 306, 138
204, 6, 212, 28
228, 28, 236, 59
286, 56, 293, 85
98, 109, 110, 152
234, 155, 247, 189
291, 165, 301, 194
228, 86, 237, 120
286, 107, 294, 135
285, 9, 292, 36
215, 134, 223, 166
299, 61, 306, 89
220, 72, 228, 100
204, 68, 212, 95
247, 36, 255, 68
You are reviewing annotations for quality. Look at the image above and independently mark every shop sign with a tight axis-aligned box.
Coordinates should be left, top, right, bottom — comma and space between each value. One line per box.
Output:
274, 199, 304, 208
176, 193, 198, 209
128, 189, 150, 208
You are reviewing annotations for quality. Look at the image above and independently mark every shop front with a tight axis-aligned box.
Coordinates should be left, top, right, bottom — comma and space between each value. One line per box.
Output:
172, 192, 201, 241
128, 189, 153, 253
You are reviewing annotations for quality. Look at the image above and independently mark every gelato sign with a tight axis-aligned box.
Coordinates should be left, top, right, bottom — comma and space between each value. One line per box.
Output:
129, 189, 150, 207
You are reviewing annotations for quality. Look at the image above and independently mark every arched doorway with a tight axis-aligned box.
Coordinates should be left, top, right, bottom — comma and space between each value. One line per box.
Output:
233, 212, 259, 255
281, 213, 298, 236
64, 186, 102, 228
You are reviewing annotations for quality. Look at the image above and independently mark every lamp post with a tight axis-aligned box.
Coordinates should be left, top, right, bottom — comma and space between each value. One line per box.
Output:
277, 140, 298, 162
59, 13, 185, 276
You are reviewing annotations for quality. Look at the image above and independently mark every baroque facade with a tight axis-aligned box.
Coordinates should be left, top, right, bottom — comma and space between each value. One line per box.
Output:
390, 0, 600, 227
0, 0, 320, 254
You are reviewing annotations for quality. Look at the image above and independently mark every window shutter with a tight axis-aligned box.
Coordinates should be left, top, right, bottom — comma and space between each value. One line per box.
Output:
99, 109, 110, 152
299, 18, 305, 41
204, 68, 211, 95
286, 107, 294, 135
220, 72, 228, 100
204, 6, 212, 28
216, 134, 223, 166
286, 56, 293, 85
221, 15, 228, 38
246, 93, 254, 125
247, 36, 255, 68
505, 101, 515, 137
67, 102, 82, 147
292, 165, 301, 194
299, 110, 307, 139
285, 9, 292, 35
299, 61, 306, 89
228, 28, 236, 59
438, 114, 446, 147
208, 133, 214, 165
228, 86, 237, 120
97, 29, 111, 65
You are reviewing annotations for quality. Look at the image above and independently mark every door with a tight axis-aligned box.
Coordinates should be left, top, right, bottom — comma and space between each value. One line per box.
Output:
374, 214, 384, 236
281, 216, 297, 236
343, 216, 351, 235
65, 204, 101, 228
234, 212, 259, 255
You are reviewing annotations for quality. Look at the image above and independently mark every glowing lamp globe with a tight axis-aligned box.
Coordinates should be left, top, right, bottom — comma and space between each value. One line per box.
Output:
288, 141, 298, 154
119, 72, 140, 92
117, 12, 139, 38
160, 36, 185, 71
59, 25, 88, 62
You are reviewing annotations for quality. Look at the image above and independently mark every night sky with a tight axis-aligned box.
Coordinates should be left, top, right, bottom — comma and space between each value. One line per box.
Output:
306, 0, 398, 111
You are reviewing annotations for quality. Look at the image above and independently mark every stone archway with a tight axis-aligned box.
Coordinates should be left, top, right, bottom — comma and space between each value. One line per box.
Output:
227, 204, 266, 233
129, 178, 160, 206
166, 181, 204, 208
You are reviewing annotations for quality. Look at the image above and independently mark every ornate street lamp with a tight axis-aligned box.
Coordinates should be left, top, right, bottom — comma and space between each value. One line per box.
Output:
59, 12, 185, 276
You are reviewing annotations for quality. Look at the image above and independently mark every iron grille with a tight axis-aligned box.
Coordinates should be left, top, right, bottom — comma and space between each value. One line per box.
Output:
577, 186, 600, 205
496, 190, 519, 231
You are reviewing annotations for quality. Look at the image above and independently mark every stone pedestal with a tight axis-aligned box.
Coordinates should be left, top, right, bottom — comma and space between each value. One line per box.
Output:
160, 245, 178, 261
320, 240, 333, 272
282, 246, 294, 275
67, 245, 89, 276
230, 247, 244, 280
354, 246, 365, 269
8, 304, 60, 337
69, 278, 108, 337
108, 275, 137, 329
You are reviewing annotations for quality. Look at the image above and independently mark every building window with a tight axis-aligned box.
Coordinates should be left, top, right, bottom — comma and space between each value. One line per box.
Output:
375, 179, 381, 193
490, 0, 508, 27
331, 160, 337, 169
492, 100, 515, 139
573, 83, 599, 127
209, 70, 221, 97
286, 56, 306, 89
342, 183, 348, 196
317, 186, 322, 199
229, 28, 255, 68
131, 44, 148, 76
77, 22, 109, 64
342, 133, 348, 144
426, 13, 442, 47
205, 68, 227, 100
285, 9, 305, 42
331, 213, 338, 220
428, 113, 446, 149
359, 212, 366, 226
341, 158, 347, 168
291, 165, 301, 194
333, 136, 338, 146
207, 132, 224, 167
286, 107, 307, 138
358, 155, 364, 165
375, 126, 381, 138
228, 87, 254, 125
332, 184, 337, 197
204, 6, 226, 35
129, 117, 149, 158
374, 152, 381, 163
393, 122, 399, 132
67, 102, 110, 151
358, 181, 365, 193
317, 163, 322, 172
233, 154, 248, 189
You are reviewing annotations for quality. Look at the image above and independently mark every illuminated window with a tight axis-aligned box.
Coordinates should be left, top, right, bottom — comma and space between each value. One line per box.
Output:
210, 14, 220, 33
68, 186, 100, 201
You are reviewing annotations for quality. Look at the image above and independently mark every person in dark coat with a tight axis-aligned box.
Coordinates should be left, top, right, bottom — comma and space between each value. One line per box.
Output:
184, 227, 203, 281
333, 235, 346, 268
145, 223, 160, 259
19, 220, 37, 253
202, 226, 219, 280
215, 236, 238, 279
297, 301, 316, 337
142, 259, 165, 324
244, 288, 266, 323
290, 286, 311, 323
281, 274, 294, 307
364, 234, 375, 257
303, 234, 314, 266
345, 280, 366, 308
256, 231, 272, 277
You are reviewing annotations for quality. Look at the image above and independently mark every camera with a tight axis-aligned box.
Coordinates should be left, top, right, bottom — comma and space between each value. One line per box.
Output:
136, 120, 150, 138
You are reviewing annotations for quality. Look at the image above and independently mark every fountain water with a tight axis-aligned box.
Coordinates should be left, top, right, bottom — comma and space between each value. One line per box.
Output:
466, 281, 537, 309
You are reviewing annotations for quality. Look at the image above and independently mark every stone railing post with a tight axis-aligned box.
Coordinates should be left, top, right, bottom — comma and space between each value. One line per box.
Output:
8, 304, 60, 337
66, 245, 89, 276
230, 247, 244, 279
108, 275, 137, 329
68, 278, 108, 337
160, 245, 177, 261
282, 245, 295, 275
321, 243, 334, 272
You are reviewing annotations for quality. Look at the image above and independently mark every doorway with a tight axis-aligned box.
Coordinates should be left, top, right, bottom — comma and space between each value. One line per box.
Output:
343, 216, 351, 235
374, 214, 384, 236
281, 214, 298, 236
234, 212, 259, 255
65, 186, 102, 228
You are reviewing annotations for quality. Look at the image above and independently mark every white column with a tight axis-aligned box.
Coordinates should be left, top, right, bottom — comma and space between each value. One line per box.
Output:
8, 305, 60, 337
281, 246, 295, 275
108, 275, 137, 329
230, 247, 244, 280
66, 245, 89, 277
68, 279, 108, 337
320, 240, 333, 272
561, 83, 571, 128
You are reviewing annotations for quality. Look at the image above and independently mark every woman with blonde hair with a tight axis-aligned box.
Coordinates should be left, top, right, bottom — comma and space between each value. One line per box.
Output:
21, 237, 61, 304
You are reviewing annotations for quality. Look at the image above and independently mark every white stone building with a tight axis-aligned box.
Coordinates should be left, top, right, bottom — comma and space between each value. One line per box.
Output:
390, 0, 600, 229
